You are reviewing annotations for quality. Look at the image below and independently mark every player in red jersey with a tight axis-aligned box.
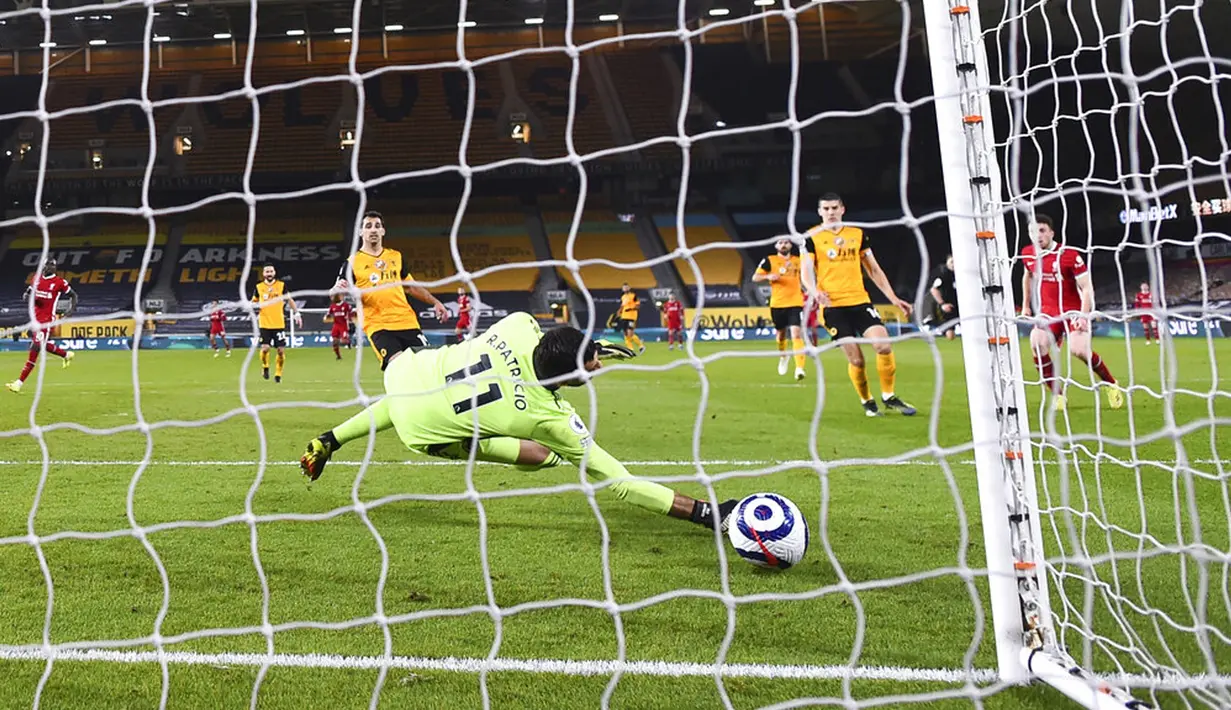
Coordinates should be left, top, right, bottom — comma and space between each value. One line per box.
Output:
325, 294, 354, 360
207, 301, 232, 358
454, 287, 473, 343
1020, 214, 1122, 411
661, 293, 684, 349
7, 259, 77, 394
1135, 282, 1159, 345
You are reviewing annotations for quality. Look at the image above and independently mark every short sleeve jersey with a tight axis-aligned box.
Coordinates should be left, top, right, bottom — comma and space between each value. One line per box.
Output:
29, 274, 72, 324
619, 292, 640, 319
1021, 244, 1088, 317
807, 225, 872, 308
931, 265, 957, 305
252, 279, 287, 330
756, 254, 805, 309
663, 300, 684, 326
384, 313, 630, 480
344, 247, 422, 335
328, 301, 354, 326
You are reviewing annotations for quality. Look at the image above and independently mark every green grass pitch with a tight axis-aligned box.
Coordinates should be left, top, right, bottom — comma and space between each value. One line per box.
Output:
0, 336, 1227, 709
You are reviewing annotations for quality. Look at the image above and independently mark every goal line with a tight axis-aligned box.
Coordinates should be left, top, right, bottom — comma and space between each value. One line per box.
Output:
2, 648, 1224, 691
0, 647, 998, 684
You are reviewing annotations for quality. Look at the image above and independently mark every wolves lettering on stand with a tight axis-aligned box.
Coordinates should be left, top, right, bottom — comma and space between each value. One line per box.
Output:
176, 245, 343, 283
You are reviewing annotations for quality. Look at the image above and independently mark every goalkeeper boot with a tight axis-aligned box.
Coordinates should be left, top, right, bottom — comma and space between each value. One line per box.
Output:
300, 436, 337, 481
882, 395, 917, 416
1106, 386, 1124, 410
861, 399, 880, 417
62, 351, 74, 369
262, 367, 270, 380
794, 366, 806, 381
6, 380, 21, 394
777, 356, 789, 376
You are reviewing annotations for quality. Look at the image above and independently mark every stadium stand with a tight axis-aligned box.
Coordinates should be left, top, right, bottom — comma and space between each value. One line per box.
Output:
0, 223, 167, 323
543, 210, 658, 327
601, 50, 677, 159
378, 200, 538, 326
41, 73, 193, 171
655, 214, 745, 305
509, 55, 612, 161
356, 65, 520, 175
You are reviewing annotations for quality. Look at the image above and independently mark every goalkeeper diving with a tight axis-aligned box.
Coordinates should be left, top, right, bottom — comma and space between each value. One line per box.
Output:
300, 312, 737, 531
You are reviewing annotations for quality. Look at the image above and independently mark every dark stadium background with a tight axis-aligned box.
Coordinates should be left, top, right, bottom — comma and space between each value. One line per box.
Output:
0, 0, 1227, 345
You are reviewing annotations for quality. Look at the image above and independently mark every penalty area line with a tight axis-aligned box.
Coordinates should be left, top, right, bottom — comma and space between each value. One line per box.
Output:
0, 648, 999, 684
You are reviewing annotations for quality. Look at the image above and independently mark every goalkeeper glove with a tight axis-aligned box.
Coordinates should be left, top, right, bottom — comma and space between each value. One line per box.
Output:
595, 340, 636, 360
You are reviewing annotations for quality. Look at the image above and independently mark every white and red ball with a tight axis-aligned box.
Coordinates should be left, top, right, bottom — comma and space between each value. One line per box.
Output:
728, 493, 809, 569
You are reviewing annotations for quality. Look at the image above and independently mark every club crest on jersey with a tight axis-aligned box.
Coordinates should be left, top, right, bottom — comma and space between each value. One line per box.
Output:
834, 236, 844, 246
374, 259, 386, 269
827, 249, 838, 259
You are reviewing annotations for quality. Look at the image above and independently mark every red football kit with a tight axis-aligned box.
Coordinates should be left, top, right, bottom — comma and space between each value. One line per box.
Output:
209, 308, 227, 336
1021, 243, 1088, 344
328, 301, 353, 340
456, 294, 472, 330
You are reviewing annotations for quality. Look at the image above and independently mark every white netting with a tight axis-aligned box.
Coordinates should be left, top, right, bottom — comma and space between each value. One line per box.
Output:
972, 0, 1231, 707
0, 0, 1226, 708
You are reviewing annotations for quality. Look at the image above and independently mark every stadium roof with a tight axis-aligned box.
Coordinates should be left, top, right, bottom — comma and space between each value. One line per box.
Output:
0, 0, 910, 52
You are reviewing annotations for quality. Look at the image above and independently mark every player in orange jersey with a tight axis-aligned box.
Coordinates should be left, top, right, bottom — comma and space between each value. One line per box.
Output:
753, 238, 811, 380
806, 193, 915, 416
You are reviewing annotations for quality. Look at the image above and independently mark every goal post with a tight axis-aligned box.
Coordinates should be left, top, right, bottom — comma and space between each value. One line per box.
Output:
921, 0, 1052, 689
924, 3, 1207, 709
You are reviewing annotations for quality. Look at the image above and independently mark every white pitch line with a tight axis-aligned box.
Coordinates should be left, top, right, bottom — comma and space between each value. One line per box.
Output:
0, 458, 1225, 469
0, 647, 998, 684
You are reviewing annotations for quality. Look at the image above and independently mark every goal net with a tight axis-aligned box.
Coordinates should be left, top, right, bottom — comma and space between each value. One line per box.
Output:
927, 0, 1230, 708
0, 0, 1226, 709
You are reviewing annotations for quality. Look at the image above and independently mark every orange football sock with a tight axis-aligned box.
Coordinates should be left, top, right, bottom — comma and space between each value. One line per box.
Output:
275, 352, 285, 378
877, 352, 896, 397
848, 363, 871, 401
260, 350, 269, 369
792, 337, 806, 369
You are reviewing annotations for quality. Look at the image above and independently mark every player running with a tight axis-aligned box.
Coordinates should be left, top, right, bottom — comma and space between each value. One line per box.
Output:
252, 264, 301, 383
1135, 282, 1159, 345
338, 210, 449, 370
1020, 213, 1122, 410
662, 293, 684, 350
805, 193, 915, 416
927, 254, 959, 341
325, 294, 354, 360
753, 238, 809, 380
6, 259, 76, 393
208, 300, 232, 357
298, 313, 738, 532
455, 287, 473, 343
616, 283, 645, 354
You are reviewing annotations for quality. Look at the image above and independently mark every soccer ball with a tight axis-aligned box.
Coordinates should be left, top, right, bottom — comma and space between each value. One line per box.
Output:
727, 493, 809, 569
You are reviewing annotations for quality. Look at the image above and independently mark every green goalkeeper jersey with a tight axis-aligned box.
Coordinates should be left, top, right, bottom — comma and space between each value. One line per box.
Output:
382, 313, 665, 510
